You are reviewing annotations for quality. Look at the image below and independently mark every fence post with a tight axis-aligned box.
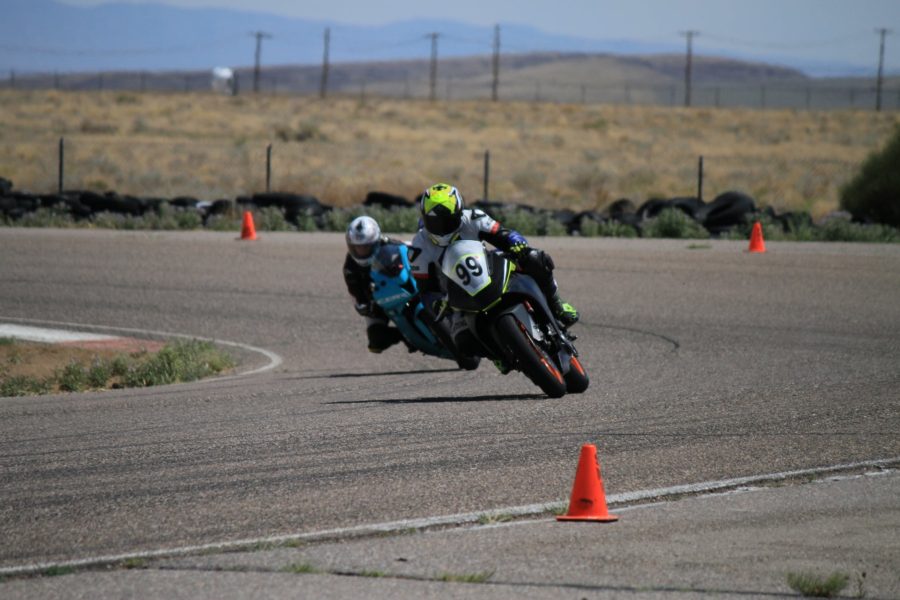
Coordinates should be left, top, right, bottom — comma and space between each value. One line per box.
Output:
58, 137, 65, 195
697, 155, 703, 202
483, 150, 490, 201
266, 144, 272, 193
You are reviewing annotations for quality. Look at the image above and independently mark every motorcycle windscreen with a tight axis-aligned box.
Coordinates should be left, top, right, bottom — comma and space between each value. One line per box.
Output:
372, 243, 406, 279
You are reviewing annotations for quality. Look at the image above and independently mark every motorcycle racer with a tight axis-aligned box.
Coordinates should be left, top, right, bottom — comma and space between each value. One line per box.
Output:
409, 183, 580, 329
342, 215, 407, 353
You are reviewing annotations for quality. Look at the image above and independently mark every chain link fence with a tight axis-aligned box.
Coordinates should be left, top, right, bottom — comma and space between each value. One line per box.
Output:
3, 69, 898, 111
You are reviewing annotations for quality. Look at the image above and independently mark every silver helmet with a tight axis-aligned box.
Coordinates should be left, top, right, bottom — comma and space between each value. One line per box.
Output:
346, 216, 382, 266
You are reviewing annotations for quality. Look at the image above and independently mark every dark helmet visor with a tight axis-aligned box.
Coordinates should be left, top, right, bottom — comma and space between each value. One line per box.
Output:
424, 210, 462, 236
349, 242, 376, 261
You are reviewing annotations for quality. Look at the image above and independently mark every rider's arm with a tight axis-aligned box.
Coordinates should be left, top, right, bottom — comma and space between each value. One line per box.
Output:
471, 209, 529, 254
407, 231, 442, 293
342, 253, 372, 307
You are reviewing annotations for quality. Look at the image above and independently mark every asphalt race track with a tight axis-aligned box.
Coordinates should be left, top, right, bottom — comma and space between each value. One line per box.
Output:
1, 229, 898, 598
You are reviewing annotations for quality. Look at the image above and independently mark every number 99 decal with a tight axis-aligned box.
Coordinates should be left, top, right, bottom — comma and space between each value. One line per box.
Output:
449, 254, 491, 295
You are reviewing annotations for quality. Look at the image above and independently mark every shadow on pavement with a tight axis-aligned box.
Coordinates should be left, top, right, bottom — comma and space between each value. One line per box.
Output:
326, 393, 546, 405
293, 368, 461, 380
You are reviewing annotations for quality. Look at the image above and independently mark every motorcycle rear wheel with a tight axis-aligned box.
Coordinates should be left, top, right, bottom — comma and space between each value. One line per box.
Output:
564, 355, 590, 393
495, 314, 567, 398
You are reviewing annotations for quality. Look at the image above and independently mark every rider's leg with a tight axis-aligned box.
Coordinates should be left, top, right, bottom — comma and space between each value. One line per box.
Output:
365, 316, 403, 353
517, 249, 579, 326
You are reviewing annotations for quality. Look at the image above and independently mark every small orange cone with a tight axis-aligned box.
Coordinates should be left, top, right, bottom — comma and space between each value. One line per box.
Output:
748, 221, 765, 253
240, 210, 257, 241
557, 443, 618, 522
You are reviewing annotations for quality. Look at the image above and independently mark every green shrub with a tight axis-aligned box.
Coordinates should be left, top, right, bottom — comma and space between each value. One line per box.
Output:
87, 358, 112, 388
323, 207, 360, 232
205, 214, 243, 231
727, 212, 899, 243
254, 206, 294, 231
16, 206, 77, 228
493, 209, 540, 236
786, 571, 848, 598
816, 218, 900, 242
110, 355, 129, 377
1, 375, 52, 397
642, 208, 710, 239
322, 206, 420, 234
537, 212, 568, 236
579, 217, 639, 238
122, 340, 234, 387
840, 125, 900, 227
57, 361, 88, 392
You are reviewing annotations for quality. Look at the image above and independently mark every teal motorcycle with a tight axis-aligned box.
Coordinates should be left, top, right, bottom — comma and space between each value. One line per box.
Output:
370, 243, 479, 370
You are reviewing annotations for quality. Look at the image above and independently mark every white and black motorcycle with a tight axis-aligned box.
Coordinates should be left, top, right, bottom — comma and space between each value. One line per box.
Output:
436, 240, 588, 398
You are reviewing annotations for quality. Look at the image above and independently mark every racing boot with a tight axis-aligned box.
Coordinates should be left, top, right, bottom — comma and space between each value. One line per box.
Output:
367, 323, 404, 353
549, 291, 579, 327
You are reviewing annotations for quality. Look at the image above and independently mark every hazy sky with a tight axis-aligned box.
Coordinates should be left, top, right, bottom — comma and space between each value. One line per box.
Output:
57, 0, 900, 69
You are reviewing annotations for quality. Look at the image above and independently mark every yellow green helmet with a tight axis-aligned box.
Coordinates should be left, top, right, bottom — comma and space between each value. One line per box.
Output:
420, 183, 464, 246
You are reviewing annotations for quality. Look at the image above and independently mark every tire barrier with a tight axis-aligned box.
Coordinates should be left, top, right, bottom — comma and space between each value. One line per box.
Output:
0, 177, 892, 239
698, 191, 757, 236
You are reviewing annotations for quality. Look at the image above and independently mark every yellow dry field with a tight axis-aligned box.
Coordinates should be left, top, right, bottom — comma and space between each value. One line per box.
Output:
1, 89, 897, 217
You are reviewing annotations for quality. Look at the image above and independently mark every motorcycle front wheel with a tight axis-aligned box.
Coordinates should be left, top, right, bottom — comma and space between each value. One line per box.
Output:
564, 355, 590, 393
495, 314, 567, 398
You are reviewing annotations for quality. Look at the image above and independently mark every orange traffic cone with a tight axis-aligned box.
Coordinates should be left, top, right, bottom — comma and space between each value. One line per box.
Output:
748, 221, 765, 253
240, 210, 257, 241
557, 443, 618, 522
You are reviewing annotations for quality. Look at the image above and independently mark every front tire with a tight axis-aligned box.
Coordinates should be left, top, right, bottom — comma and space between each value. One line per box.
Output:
564, 355, 590, 393
495, 314, 566, 398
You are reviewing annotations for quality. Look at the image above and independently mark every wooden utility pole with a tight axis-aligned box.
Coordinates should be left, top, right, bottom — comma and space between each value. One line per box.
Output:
680, 30, 699, 107
320, 28, 331, 99
875, 28, 891, 112
491, 25, 501, 101
251, 31, 272, 93
428, 32, 439, 101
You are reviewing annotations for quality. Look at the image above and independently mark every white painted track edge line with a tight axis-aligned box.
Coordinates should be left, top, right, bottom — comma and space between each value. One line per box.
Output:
0, 316, 282, 377
2, 456, 897, 577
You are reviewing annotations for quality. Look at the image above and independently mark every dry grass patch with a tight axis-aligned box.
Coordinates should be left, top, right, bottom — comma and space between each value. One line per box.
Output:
1, 90, 897, 217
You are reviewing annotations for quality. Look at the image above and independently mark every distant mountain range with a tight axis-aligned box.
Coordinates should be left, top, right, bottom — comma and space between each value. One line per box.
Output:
2, 0, 886, 78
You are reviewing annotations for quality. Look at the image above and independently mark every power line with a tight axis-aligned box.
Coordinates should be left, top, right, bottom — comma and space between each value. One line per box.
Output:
324, 34, 424, 56
440, 33, 492, 49
702, 30, 873, 50
0, 37, 238, 56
